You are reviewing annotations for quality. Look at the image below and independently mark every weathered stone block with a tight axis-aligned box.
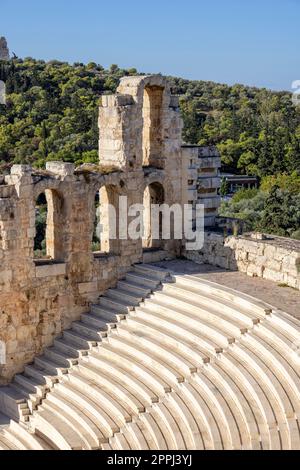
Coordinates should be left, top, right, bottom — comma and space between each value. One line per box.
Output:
35, 263, 66, 278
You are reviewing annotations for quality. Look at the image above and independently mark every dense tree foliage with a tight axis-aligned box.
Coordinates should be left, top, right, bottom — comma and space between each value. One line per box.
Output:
0, 58, 299, 177
169, 77, 300, 176
1, 58, 299, 239
219, 186, 300, 239
0, 58, 138, 170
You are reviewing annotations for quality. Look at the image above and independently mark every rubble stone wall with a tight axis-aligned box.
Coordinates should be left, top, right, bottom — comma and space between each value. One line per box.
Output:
0, 163, 143, 383
184, 232, 300, 290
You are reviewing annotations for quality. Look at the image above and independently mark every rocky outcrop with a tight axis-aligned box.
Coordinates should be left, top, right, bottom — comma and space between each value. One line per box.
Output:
0, 37, 9, 60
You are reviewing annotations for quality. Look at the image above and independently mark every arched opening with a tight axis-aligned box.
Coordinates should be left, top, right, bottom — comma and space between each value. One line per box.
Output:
34, 190, 65, 261
142, 85, 164, 168
0, 340, 6, 365
92, 184, 120, 256
143, 182, 165, 250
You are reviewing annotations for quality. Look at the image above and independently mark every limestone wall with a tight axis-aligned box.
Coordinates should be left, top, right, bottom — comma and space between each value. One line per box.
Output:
181, 146, 221, 227
0, 74, 221, 383
0, 75, 188, 383
0, 163, 145, 383
184, 232, 300, 290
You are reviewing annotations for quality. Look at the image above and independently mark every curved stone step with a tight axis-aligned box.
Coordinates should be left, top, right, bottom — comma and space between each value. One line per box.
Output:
177, 382, 224, 450
34, 356, 68, 376
74, 363, 145, 414
90, 345, 171, 396
118, 279, 152, 297
10, 383, 42, 414
0, 432, 18, 450
45, 390, 105, 446
237, 340, 300, 450
44, 347, 79, 368
24, 365, 59, 387
126, 312, 221, 357
114, 324, 197, 375
32, 408, 86, 450
267, 308, 300, 341
81, 353, 156, 404
150, 403, 186, 450
40, 400, 97, 450
243, 332, 300, 413
109, 433, 131, 450
53, 382, 118, 437
210, 361, 263, 450
196, 367, 252, 450
90, 304, 125, 323
8, 420, 51, 450
63, 329, 98, 349
0, 386, 30, 422
145, 292, 231, 349
126, 271, 161, 289
215, 355, 275, 450
13, 374, 47, 397
106, 288, 143, 305
134, 264, 170, 280
152, 289, 242, 343
99, 296, 134, 314
119, 422, 150, 450
80, 313, 111, 331
117, 321, 207, 368
53, 337, 89, 358
228, 345, 292, 449
164, 393, 204, 450
65, 372, 133, 424
128, 420, 160, 450
137, 413, 168, 450
71, 321, 106, 341
107, 334, 185, 385
1, 427, 32, 450
172, 274, 270, 319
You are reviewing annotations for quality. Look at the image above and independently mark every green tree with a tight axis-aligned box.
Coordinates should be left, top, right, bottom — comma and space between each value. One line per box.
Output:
219, 177, 230, 197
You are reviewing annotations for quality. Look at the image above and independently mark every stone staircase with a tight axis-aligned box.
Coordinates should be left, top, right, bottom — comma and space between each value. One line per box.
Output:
0, 263, 300, 450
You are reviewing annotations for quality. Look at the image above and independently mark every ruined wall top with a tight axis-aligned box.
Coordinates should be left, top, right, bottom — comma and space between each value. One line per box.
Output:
0, 37, 9, 60
99, 74, 182, 170
117, 74, 171, 104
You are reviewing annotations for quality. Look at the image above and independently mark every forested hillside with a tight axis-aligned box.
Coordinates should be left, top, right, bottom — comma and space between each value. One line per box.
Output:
0, 58, 300, 177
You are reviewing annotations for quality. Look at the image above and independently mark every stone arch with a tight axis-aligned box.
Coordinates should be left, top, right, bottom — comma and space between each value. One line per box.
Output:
117, 75, 171, 104
142, 85, 164, 168
143, 171, 165, 191
143, 181, 165, 250
34, 188, 66, 261
117, 75, 172, 170
0, 340, 5, 365
92, 182, 122, 256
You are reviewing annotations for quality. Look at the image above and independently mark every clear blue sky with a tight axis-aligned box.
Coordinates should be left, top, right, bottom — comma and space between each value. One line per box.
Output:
1, 0, 300, 90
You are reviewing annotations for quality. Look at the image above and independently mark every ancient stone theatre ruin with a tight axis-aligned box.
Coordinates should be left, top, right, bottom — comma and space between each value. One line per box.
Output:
0, 75, 299, 451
